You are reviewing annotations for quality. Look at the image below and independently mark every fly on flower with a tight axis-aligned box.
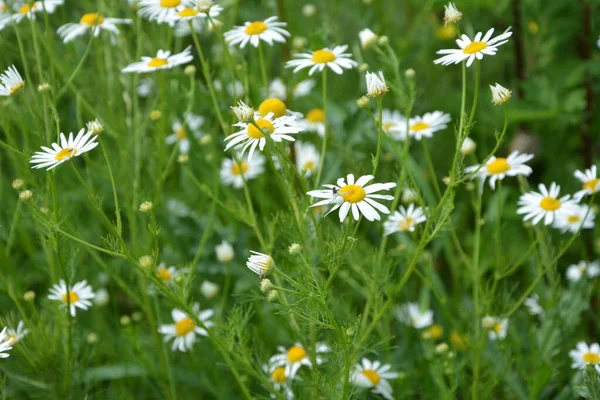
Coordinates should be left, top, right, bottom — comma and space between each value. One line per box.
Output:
122, 47, 193, 74
434, 27, 513, 67
286, 45, 358, 75
57, 13, 132, 43
224, 16, 290, 48
30, 129, 99, 170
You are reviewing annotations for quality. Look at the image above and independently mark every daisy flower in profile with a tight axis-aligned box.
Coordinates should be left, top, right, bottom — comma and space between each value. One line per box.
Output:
48, 280, 96, 317
401, 111, 451, 141
30, 129, 99, 170
351, 358, 399, 400
0, 65, 25, 97
12, 0, 63, 23
569, 342, 600, 373
517, 183, 579, 226
307, 174, 396, 222
300, 108, 326, 137
230, 100, 255, 123
566, 261, 600, 282
382, 109, 407, 140
224, 16, 289, 48
434, 27, 513, 67
286, 45, 358, 75
247, 251, 273, 277
489, 83, 512, 105
524, 293, 544, 316
481, 316, 508, 341
166, 112, 204, 154
574, 166, 600, 200
220, 154, 265, 188
396, 302, 434, 329
365, 71, 388, 97
0, 328, 12, 358
158, 303, 214, 352
383, 204, 427, 236
295, 142, 320, 177
156, 263, 179, 285
465, 151, 534, 190
5, 321, 29, 345
443, 2, 462, 26
57, 13, 132, 43
224, 112, 302, 161
121, 46, 193, 74
553, 204, 595, 234
137, 0, 180, 23
263, 363, 295, 400
269, 342, 330, 377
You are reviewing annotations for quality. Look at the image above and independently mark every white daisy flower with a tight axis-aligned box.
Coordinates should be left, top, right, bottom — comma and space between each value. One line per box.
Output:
481, 316, 508, 341
351, 358, 399, 400
166, 112, 204, 154
0, 328, 13, 358
396, 302, 434, 329
167, 1, 222, 23
12, 0, 63, 23
137, 0, 180, 23
121, 46, 193, 74
300, 108, 326, 137
400, 111, 451, 141
443, 2, 462, 26
269, 342, 330, 377
57, 13, 132, 43
30, 129, 99, 171
224, 16, 290, 48
434, 27, 513, 67
293, 79, 316, 98
383, 204, 427, 236
286, 45, 358, 75
553, 204, 595, 234
230, 100, 255, 122
382, 109, 407, 140
523, 293, 544, 316
224, 112, 302, 161
295, 142, 320, 177
574, 165, 600, 200
158, 303, 214, 352
365, 71, 388, 97
263, 363, 295, 400
569, 342, 600, 373
0, 65, 25, 97
516, 183, 580, 226
460, 137, 477, 156
5, 321, 29, 346
268, 78, 316, 101
246, 251, 273, 277
156, 263, 179, 285
200, 281, 219, 299
489, 83, 512, 105
464, 151, 534, 190
359, 28, 378, 50
566, 261, 600, 282
48, 280, 96, 317
307, 174, 396, 223
86, 119, 104, 135
216, 240, 234, 263
220, 153, 265, 188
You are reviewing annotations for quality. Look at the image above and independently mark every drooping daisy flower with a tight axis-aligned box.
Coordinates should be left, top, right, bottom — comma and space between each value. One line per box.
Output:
574, 166, 600, 200
365, 71, 388, 97
156, 263, 179, 285
269, 342, 330, 377
351, 358, 399, 400
5, 321, 29, 345
553, 204, 595, 234
57, 13, 132, 43
434, 27, 513, 67
443, 2, 462, 26
465, 151, 534, 190
569, 342, 600, 373
489, 83, 512, 106
300, 108, 326, 137
216, 240, 234, 263
0, 328, 12, 358
48, 280, 96, 317
383, 204, 427, 236
230, 100, 255, 122
30, 129, 99, 170
516, 183, 579, 226
121, 46, 193, 74
396, 302, 434, 329
359, 28, 378, 50
307, 174, 396, 222
295, 142, 320, 177
382, 109, 407, 140
524, 293, 544, 316
224, 112, 302, 161
137, 0, 180, 23
286, 45, 358, 75
158, 303, 214, 352
565, 261, 600, 282
481, 316, 508, 341
399, 111, 451, 141
220, 153, 265, 188
224, 16, 289, 48
12, 0, 63, 23
246, 251, 273, 277
166, 112, 204, 154
263, 363, 295, 400
0, 65, 25, 97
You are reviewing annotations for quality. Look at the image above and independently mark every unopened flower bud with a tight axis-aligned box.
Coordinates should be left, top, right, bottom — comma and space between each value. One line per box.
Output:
87, 332, 98, 344
201, 281, 219, 299
460, 137, 477, 156
23, 291, 35, 301
19, 190, 33, 202
377, 35, 389, 46
120, 315, 131, 325
139, 255, 153, 269
442, 176, 451, 186
288, 243, 301, 255
302, 4, 316, 17
12, 179, 24, 190
357, 96, 370, 109
266, 289, 279, 302
184, 65, 196, 76
359, 28, 378, 50
216, 241, 234, 263
199, 134, 212, 145
490, 83, 512, 106
292, 36, 307, 50
358, 63, 369, 73
86, 119, 104, 135
132, 311, 143, 322
405, 68, 415, 79
139, 201, 153, 213
260, 278, 274, 293
436, 342, 449, 354
178, 154, 189, 163
38, 83, 51, 93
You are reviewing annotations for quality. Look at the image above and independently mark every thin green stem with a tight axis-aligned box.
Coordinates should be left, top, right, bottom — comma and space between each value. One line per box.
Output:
315, 69, 328, 187
372, 98, 384, 176
257, 42, 269, 90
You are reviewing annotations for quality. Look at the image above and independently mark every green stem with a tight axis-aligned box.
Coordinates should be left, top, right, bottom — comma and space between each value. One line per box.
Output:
315, 69, 328, 187
55, 35, 95, 102
100, 141, 122, 235
257, 42, 269, 91
372, 98, 384, 176
421, 141, 442, 199
467, 59, 481, 127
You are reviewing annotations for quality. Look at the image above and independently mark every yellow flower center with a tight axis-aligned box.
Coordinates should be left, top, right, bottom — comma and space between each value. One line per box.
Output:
175, 128, 188, 140
0, 3, 6, 12
539, 197, 561, 211
245, 21, 268, 35
492, 323, 503, 334
424, 324, 443, 340
55, 148, 77, 161
80, 13, 104, 26
258, 98, 287, 118
568, 215, 581, 224
339, 184, 366, 203
175, 317, 196, 336
177, 8, 199, 17
383, 122, 395, 133
311, 49, 336, 64
231, 161, 248, 176
156, 268, 172, 282
6, 335, 18, 345
399, 217, 414, 231
583, 352, 600, 364
147, 58, 169, 68
361, 369, 381, 386
463, 41, 488, 54
19, 3, 37, 14
61, 291, 79, 304
304, 161, 315, 171
306, 108, 325, 123
271, 367, 287, 384
247, 120, 275, 139
287, 345, 307, 362
160, 0, 181, 8
583, 178, 599, 192
9, 81, 25, 96
410, 122, 430, 131
486, 158, 510, 175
